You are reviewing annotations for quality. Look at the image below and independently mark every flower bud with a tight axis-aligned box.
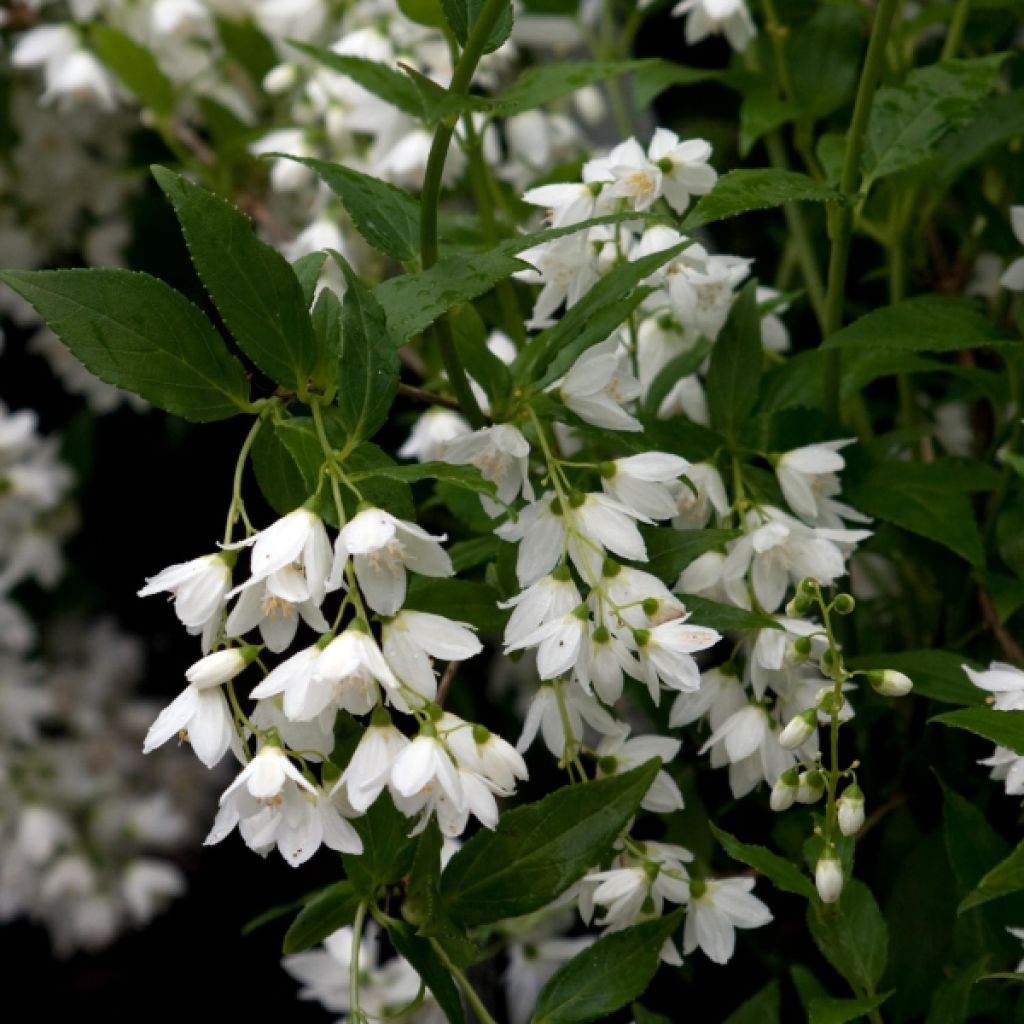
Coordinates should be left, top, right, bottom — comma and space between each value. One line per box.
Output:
786, 594, 814, 617
779, 709, 818, 750
790, 635, 813, 662
837, 783, 866, 836
185, 647, 256, 688
815, 687, 845, 716
263, 63, 298, 94
818, 648, 837, 675
796, 769, 825, 804
800, 577, 819, 596
868, 669, 913, 697
815, 853, 844, 903
832, 593, 856, 615
770, 768, 799, 811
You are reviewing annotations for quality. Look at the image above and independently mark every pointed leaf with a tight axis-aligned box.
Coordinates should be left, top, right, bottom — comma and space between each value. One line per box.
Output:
806, 880, 888, 992
386, 920, 465, 1024
809, 992, 892, 1024
932, 708, 1024, 756
710, 824, 816, 898
282, 880, 361, 954
705, 281, 762, 442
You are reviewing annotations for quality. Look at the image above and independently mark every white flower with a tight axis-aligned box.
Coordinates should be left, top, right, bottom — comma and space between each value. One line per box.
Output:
559, 339, 643, 432
963, 661, 1024, 709
1000, 206, 1024, 291
225, 577, 330, 653
683, 877, 772, 964
601, 453, 690, 520
442, 716, 528, 793
143, 679, 235, 769
331, 508, 453, 616
666, 252, 751, 340
778, 709, 818, 750
442, 424, 534, 516
338, 720, 410, 812
815, 854, 844, 904
185, 647, 252, 687
647, 130, 717, 214
496, 496, 568, 588
312, 628, 402, 718
505, 932, 594, 1024
138, 552, 232, 651
672, 463, 730, 529
506, 606, 589, 680
581, 866, 648, 927
775, 439, 857, 523
221, 744, 315, 804
518, 682, 619, 757
517, 233, 604, 329
228, 508, 333, 608
574, 623, 638, 703
249, 644, 325, 720
634, 618, 721, 700
672, 0, 757, 52
606, 138, 664, 212
398, 407, 470, 463
570, 493, 651, 577
122, 860, 186, 924
382, 610, 481, 704
502, 572, 582, 649
700, 703, 772, 763
522, 181, 604, 228
390, 732, 471, 833
837, 784, 865, 836
603, 565, 686, 630
596, 731, 684, 812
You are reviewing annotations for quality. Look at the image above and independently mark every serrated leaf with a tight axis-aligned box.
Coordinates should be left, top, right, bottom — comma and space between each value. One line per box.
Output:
809, 992, 892, 1024
335, 263, 401, 445
683, 170, 839, 231
440, 0, 514, 53
0, 268, 251, 421
285, 158, 421, 261
710, 824, 816, 898
490, 60, 646, 115
846, 651, 985, 706
91, 25, 175, 114
642, 526, 740, 583
533, 912, 683, 1024
863, 56, 1007, 182
806, 880, 888, 991
679, 596, 783, 633
958, 841, 1024, 913
293, 251, 327, 306
153, 167, 322, 393
386, 920, 465, 1024
252, 418, 316, 516
282, 880, 361, 954
845, 462, 985, 567
932, 708, 1024, 756
706, 281, 762, 442
440, 761, 661, 926
631, 60, 724, 108
933, 90, 1024, 184
356, 461, 497, 497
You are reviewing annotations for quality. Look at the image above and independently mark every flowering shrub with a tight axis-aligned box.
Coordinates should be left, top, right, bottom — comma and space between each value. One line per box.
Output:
3, 0, 1024, 1020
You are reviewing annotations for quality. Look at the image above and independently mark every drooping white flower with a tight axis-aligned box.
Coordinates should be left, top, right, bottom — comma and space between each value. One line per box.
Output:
441, 716, 528, 794
603, 565, 686, 630
671, 0, 757, 52
672, 462, 730, 529
249, 644, 326, 721
137, 552, 232, 651
815, 854, 844, 904
496, 495, 569, 588
338, 718, 411, 812
142, 678, 236, 769
522, 180, 604, 228
633, 617, 721, 700
605, 137, 664, 212
559, 339, 643, 432
666, 252, 751, 340
683, 877, 772, 964
382, 610, 481, 704
221, 744, 315, 805
442, 424, 534, 516
775, 439, 857, 523
311, 627, 402, 717
518, 681, 620, 757
647, 130, 717, 214
398, 407, 470, 463
601, 452, 690, 520
502, 571, 582, 649
225, 577, 330, 653
596, 731, 684, 812
331, 508, 453, 616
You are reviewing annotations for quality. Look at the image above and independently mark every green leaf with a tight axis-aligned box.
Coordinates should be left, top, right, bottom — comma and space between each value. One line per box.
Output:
809, 992, 892, 1024
844, 461, 985, 567
358, 461, 497, 498
631, 60, 724, 108
787, 7, 863, 122
252, 418, 316, 515
335, 262, 401, 445
631, 1006, 671, 1024
790, 965, 830, 1012
705, 281, 762, 441
386, 920, 466, 1024
806, 880, 888, 992
284, 158, 420, 262
933, 90, 1024, 184
440, 761, 661, 926
863, 55, 1008, 182
644, 338, 713, 416
642, 526, 740, 583
532, 912, 683, 1024
293, 251, 327, 307
846, 650, 985, 706
404, 578, 506, 633
398, 0, 448, 29
344, 442, 416, 521
153, 167, 322, 393
490, 60, 646, 116
448, 535, 499, 573
710, 824, 816, 899
932, 708, 1024, 756
925, 959, 988, 1024
997, 482, 1024, 579
288, 44, 426, 118
682, 169, 839, 231
679, 596, 784, 633
282, 880, 361, 954
440, 0, 514, 54
450, 303, 512, 405
343, 793, 418, 900
959, 841, 1024, 913
822, 295, 1005, 352
242, 890, 322, 936
0, 269, 251, 422
723, 980, 781, 1024
91, 25, 175, 114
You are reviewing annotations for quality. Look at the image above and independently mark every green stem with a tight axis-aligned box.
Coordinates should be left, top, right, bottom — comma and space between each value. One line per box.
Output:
599, 0, 634, 137
822, 0, 903, 419
431, 941, 499, 1024
420, 0, 509, 429
223, 414, 267, 546
941, 0, 972, 59
350, 901, 368, 1023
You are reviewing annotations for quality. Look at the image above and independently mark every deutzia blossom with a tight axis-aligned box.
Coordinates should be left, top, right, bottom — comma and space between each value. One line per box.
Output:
398, 407, 470, 463
601, 453, 690, 520
775, 439, 869, 527
442, 424, 534, 516
605, 138, 664, 211
1000, 206, 1024, 291
633, 618, 722, 700
225, 577, 330, 654
337, 717, 410, 812
518, 681, 619, 757
331, 507, 453, 615
672, 462, 730, 529
382, 610, 482, 704
647, 130, 717, 214
683, 877, 772, 963
558, 338, 642, 431
596, 731, 684, 812
672, 0, 757, 52
137, 552, 232, 652
502, 571, 582, 648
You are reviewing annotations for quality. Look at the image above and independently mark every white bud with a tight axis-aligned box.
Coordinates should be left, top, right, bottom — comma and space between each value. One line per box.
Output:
796, 770, 825, 804
869, 669, 913, 697
263, 63, 298, 94
815, 854, 844, 903
837, 784, 866, 836
185, 648, 250, 688
779, 709, 817, 750
770, 769, 799, 812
